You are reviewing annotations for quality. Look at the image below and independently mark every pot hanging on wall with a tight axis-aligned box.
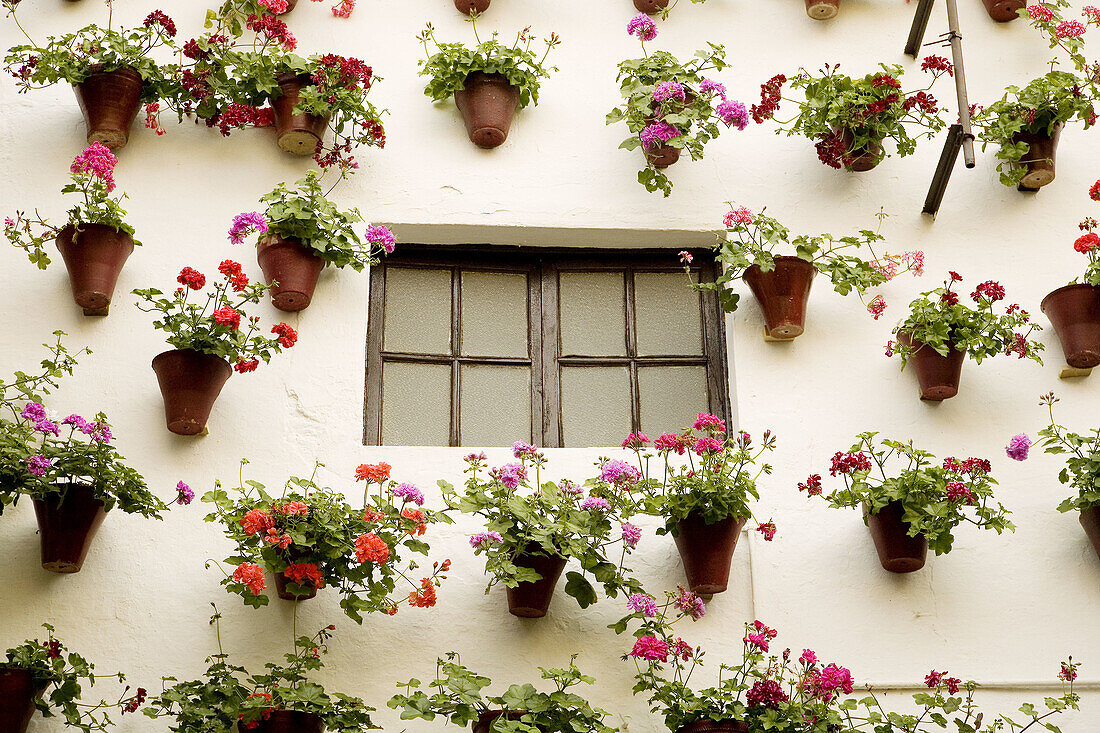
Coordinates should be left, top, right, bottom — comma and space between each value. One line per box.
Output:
865, 501, 927, 573
151, 349, 232, 435
271, 73, 330, 156
73, 65, 144, 149
272, 547, 320, 600
0, 667, 44, 733
1014, 124, 1062, 189
980, 0, 1025, 21
473, 710, 527, 733
454, 0, 490, 12
251, 710, 326, 733
897, 332, 965, 401
644, 143, 681, 169
838, 127, 882, 172
805, 0, 840, 20
257, 235, 326, 312
677, 720, 751, 733
1041, 283, 1100, 369
505, 550, 566, 617
33, 484, 107, 574
453, 72, 521, 149
634, 0, 670, 13
743, 255, 817, 340
672, 512, 748, 595
54, 223, 134, 315
1080, 506, 1100, 562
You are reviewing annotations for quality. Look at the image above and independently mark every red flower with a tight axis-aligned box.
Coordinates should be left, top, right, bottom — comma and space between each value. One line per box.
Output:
280, 501, 309, 516
177, 267, 205, 290
271, 323, 297, 348
264, 528, 292, 550
402, 508, 427, 536
284, 562, 323, 588
871, 73, 901, 89
798, 474, 822, 496
234, 358, 259, 374
941, 291, 960, 305
240, 509, 272, 535
949, 271, 963, 282
213, 307, 241, 330
1075, 232, 1100, 253
970, 280, 1006, 302
1090, 179, 1100, 201
355, 532, 390, 563
920, 55, 953, 76
142, 10, 177, 37
232, 562, 266, 595
408, 577, 437, 608
750, 73, 787, 124
355, 462, 390, 483
828, 451, 872, 476
756, 521, 777, 541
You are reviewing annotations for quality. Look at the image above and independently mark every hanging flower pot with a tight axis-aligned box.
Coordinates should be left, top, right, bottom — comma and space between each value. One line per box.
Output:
1013, 124, 1062, 189
454, 72, 521, 149
0, 667, 44, 733
645, 143, 681, 169
980, 0, 1025, 22
454, 0, 490, 12
805, 0, 840, 20
474, 710, 526, 733
1041, 284, 1100, 369
865, 501, 927, 573
677, 721, 750, 733
251, 710, 326, 733
506, 550, 566, 618
72, 65, 145, 150
673, 512, 748, 595
634, 0, 670, 13
1080, 506, 1100, 561
257, 235, 326, 312
151, 349, 232, 435
272, 547, 320, 601
54, 223, 135, 315
271, 73, 331, 156
897, 332, 965, 401
838, 127, 883, 172
743, 256, 817, 340
32, 484, 108, 574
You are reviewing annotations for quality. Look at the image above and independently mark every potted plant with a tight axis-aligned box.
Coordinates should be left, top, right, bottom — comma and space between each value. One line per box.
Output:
690, 206, 920, 339
633, 0, 709, 18
4, 3, 177, 149
417, 20, 560, 149
608, 19, 746, 196
4, 624, 145, 732
454, 0, 491, 14
981, 0, 1025, 22
619, 417, 776, 595
801, 433, 1014, 573
203, 460, 451, 621
751, 59, 950, 171
232, 171, 396, 311
1042, 180, 1100, 368
887, 273, 1044, 401
5, 143, 139, 315
389, 653, 618, 733
133, 261, 296, 435
440, 444, 642, 618
1036, 392, 1100, 560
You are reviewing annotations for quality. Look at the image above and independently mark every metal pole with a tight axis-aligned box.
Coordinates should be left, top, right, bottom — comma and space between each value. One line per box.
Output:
905, 0, 936, 57
945, 0, 976, 167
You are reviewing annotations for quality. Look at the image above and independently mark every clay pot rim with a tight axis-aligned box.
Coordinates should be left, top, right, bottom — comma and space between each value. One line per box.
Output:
258, 233, 329, 265
56, 221, 136, 243
1041, 282, 1099, 313
82, 63, 144, 82
743, 254, 818, 277
0, 664, 50, 693
275, 71, 316, 87
151, 348, 233, 374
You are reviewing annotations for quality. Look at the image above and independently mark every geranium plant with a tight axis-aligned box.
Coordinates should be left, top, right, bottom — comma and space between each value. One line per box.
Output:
1037, 392, 1100, 513
1071, 182, 1100, 285
203, 460, 451, 622
608, 17, 746, 196
388, 653, 618, 733
751, 59, 950, 170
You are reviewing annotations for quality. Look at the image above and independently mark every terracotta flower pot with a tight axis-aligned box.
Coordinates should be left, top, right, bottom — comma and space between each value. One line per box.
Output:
473, 710, 526, 733
73, 65, 144, 150
743, 256, 817, 340
0, 667, 43, 733
151, 349, 232, 435
981, 0, 1025, 22
805, 0, 840, 20
33, 484, 107, 574
1013, 124, 1062, 189
1080, 506, 1100, 562
251, 710, 326, 733
257, 235, 326, 312
453, 72, 521, 149
271, 72, 330, 156
272, 547, 319, 600
506, 551, 566, 618
634, 0, 670, 13
673, 512, 748, 595
839, 127, 882, 172
645, 144, 681, 169
1041, 284, 1100, 369
677, 720, 750, 733
54, 223, 134, 315
455, 0, 490, 12
866, 501, 927, 573
897, 333, 965, 401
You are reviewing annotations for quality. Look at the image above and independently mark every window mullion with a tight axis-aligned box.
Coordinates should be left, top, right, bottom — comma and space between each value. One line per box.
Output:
625, 267, 641, 435
450, 267, 462, 447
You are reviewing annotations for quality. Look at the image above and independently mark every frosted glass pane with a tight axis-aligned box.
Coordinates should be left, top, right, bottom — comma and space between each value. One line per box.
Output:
638, 366, 709, 437
383, 267, 451, 354
559, 272, 626, 356
381, 362, 450, 446
461, 271, 528, 357
560, 367, 631, 447
460, 365, 531, 446
635, 273, 703, 355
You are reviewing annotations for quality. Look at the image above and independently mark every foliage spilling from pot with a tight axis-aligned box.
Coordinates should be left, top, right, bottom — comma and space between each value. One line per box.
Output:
417, 18, 560, 149
389, 653, 618, 733
442, 443, 643, 618
609, 16, 746, 196
690, 206, 919, 339
3, 624, 145, 732
203, 460, 451, 621
133, 261, 297, 435
751, 58, 951, 171
801, 433, 1015, 573
633, 0, 709, 19
1041, 179, 1100, 368
222, 0, 358, 19
886, 274, 1044, 401
232, 171, 396, 312
5, 143, 138, 315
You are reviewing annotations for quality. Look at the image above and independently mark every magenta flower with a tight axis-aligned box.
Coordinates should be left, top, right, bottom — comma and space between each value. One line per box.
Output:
699, 78, 727, 100
627, 13, 658, 42
393, 482, 425, 506
601, 459, 641, 486
693, 412, 726, 433
629, 635, 669, 661
1027, 4, 1054, 21
512, 441, 537, 459
694, 437, 723, 455
580, 496, 611, 511
626, 593, 657, 617
26, 455, 53, 477
743, 620, 777, 651
1005, 433, 1031, 461
228, 212, 267, 245
621, 521, 641, 548
1056, 19, 1086, 36
717, 99, 749, 130
799, 649, 818, 666
653, 81, 686, 104
723, 207, 754, 229
746, 679, 788, 709
639, 120, 681, 150
674, 586, 706, 620
70, 142, 118, 192
175, 481, 194, 505
755, 521, 776, 541
469, 531, 503, 549
495, 462, 527, 490
366, 224, 396, 254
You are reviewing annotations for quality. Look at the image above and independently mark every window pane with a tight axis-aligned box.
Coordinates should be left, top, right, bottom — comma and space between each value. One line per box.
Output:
383, 267, 451, 355
635, 272, 703, 356
381, 362, 450, 446
559, 272, 626, 356
461, 271, 528, 358
560, 366, 631, 447
637, 366, 709, 437
460, 365, 532, 446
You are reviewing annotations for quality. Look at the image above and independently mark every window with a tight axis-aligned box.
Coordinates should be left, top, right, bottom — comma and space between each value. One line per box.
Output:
364, 245, 730, 447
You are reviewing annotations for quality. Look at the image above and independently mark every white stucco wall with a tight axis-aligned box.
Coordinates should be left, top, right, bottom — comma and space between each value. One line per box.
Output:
1, 0, 1098, 730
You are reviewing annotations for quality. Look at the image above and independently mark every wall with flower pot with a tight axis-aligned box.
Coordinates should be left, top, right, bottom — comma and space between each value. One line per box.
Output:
1, 0, 1099, 731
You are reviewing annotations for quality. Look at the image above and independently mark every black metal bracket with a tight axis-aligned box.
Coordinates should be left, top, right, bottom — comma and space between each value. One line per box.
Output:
905, 0, 936, 56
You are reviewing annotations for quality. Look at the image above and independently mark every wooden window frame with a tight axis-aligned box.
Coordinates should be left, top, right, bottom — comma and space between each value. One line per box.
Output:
364, 244, 731, 447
